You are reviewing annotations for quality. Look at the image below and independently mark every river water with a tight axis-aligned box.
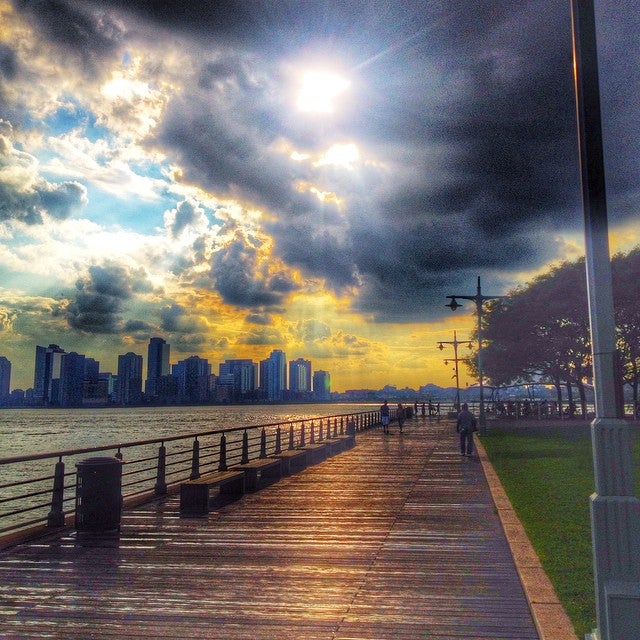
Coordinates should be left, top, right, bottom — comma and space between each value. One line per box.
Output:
0, 403, 378, 533
0, 403, 377, 459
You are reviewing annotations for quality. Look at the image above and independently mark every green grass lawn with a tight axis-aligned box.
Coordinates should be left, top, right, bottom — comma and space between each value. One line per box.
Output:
481, 421, 640, 638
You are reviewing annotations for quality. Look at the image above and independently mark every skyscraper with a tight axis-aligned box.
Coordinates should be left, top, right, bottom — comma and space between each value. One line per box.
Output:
313, 370, 331, 401
289, 358, 312, 396
219, 359, 257, 400
116, 352, 143, 405
33, 344, 65, 406
173, 356, 210, 404
146, 337, 170, 398
260, 349, 287, 401
58, 352, 86, 407
0, 356, 11, 401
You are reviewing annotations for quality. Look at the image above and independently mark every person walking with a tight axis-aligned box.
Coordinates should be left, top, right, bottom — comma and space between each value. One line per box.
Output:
456, 403, 477, 456
380, 400, 390, 434
397, 403, 405, 433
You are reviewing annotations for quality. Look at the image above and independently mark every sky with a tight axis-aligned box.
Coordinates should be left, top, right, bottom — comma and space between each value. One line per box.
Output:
0, 0, 639, 393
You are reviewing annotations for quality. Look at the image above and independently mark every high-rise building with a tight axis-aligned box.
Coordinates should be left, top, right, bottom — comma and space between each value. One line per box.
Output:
289, 358, 312, 396
116, 352, 143, 405
59, 352, 86, 407
0, 356, 11, 401
173, 356, 211, 404
99, 372, 116, 399
146, 337, 170, 397
260, 349, 287, 401
313, 370, 331, 401
219, 359, 258, 400
84, 357, 100, 382
33, 344, 66, 406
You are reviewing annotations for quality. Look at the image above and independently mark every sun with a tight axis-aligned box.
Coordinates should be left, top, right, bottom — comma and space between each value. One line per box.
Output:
297, 70, 350, 114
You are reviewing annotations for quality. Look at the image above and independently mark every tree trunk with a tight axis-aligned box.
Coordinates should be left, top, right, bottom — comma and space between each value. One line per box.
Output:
554, 376, 563, 417
576, 379, 588, 419
565, 380, 574, 417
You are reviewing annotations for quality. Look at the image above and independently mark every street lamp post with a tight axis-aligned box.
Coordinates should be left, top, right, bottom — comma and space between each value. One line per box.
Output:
571, 2, 640, 639
445, 276, 506, 435
438, 330, 473, 412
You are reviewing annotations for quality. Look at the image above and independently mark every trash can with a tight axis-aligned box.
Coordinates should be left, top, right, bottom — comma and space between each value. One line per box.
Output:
75, 456, 123, 533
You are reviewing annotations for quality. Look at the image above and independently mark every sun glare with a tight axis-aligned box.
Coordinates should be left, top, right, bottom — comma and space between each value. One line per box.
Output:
297, 71, 350, 113
316, 143, 360, 169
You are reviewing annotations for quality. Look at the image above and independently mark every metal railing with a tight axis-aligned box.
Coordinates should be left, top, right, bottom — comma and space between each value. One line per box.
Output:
0, 410, 380, 544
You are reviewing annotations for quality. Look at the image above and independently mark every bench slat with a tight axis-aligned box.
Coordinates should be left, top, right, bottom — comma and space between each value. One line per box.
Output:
180, 470, 245, 517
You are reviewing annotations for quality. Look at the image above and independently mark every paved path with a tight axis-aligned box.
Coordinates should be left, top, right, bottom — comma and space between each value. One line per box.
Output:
0, 419, 541, 639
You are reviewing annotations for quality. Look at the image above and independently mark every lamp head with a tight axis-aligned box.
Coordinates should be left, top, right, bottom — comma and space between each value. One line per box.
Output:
446, 297, 460, 311
438, 343, 444, 350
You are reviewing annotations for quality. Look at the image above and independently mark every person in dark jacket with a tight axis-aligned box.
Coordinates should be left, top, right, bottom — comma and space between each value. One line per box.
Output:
396, 403, 405, 433
456, 403, 476, 456
380, 400, 390, 434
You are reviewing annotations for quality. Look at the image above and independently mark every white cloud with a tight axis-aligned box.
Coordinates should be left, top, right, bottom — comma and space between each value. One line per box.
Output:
44, 131, 165, 201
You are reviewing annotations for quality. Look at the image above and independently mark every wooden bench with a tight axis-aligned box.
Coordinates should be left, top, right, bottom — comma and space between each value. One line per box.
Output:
273, 449, 309, 476
324, 437, 347, 456
238, 457, 282, 491
301, 443, 328, 465
180, 470, 245, 517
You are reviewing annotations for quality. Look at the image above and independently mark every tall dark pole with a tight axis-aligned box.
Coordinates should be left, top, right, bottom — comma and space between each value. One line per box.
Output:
570, 2, 640, 639
446, 276, 506, 435
438, 330, 473, 412
474, 277, 485, 432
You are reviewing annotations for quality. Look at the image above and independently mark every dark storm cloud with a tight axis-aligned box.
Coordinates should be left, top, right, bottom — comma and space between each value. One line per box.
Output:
149, 0, 592, 322
66, 265, 133, 333
166, 200, 204, 238
65, 263, 153, 333
160, 303, 188, 333
246, 313, 272, 326
13, 0, 123, 75
0, 44, 18, 79
159, 303, 212, 352
159, 75, 337, 218
43, 1, 639, 321
208, 235, 298, 309
0, 180, 87, 224
123, 319, 153, 333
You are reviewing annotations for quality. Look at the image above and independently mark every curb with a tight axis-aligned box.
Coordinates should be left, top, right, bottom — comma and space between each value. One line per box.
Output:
475, 438, 579, 640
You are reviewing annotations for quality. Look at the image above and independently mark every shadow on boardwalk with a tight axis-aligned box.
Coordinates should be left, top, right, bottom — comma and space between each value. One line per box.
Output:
0, 419, 540, 640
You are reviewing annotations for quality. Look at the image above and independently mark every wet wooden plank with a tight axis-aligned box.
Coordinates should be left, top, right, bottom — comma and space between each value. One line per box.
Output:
0, 420, 539, 639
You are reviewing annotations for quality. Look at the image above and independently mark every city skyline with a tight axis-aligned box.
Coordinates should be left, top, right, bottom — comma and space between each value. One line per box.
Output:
1, 2, 638, 394
1, 338, 337, 403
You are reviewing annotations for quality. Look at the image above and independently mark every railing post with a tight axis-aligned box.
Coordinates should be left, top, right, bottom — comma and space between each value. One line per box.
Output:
115, 448, 123, 460
319, 420, 324, 441
300, 422, 306, 448
275, 426, 282, 454
288, 424, 295, 450
218, 434, 228, 471
310, 421, 315, 444
347, 418, 356, 447
154, 442, 167, 496
241, 430, 249, 464
47, 457, 66, 527
334, 418, 338, 437
190, 438, 200, 480
340, 417, 344, 435
259, 428, 267, 458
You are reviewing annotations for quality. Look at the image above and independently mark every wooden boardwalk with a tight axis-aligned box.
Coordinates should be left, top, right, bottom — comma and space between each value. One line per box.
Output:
0, 419, 540, 639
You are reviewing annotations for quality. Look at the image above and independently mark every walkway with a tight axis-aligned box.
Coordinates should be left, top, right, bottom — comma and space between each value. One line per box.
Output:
1, 419, 540, 639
